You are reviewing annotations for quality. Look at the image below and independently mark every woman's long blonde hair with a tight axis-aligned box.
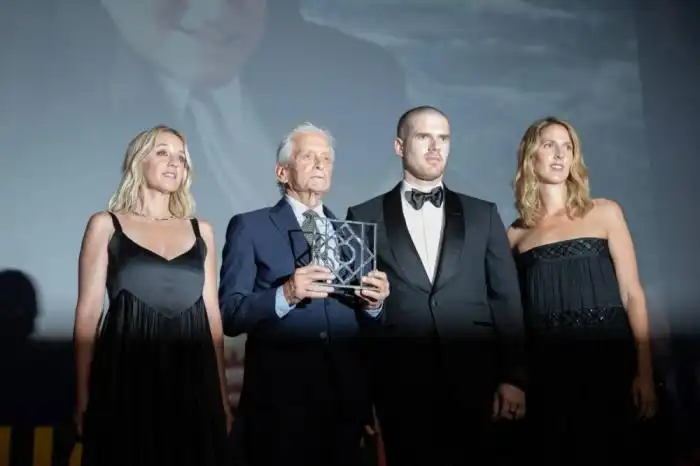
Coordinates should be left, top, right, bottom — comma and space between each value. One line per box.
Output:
108, 125, 195, 218
513, 116, 593, 227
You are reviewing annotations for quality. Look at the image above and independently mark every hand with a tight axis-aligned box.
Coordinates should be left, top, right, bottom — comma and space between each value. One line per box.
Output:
283, 265, 335, 305
74, 397, 87, 437
632, 374, 657, 419
74, 409, 84, 437
224, 345, 244, 411
223, 342, 242, 433
224, 404, 233, 433
360, 421, 379, 447
492, 383, 525, 420
354, 270, 390, 309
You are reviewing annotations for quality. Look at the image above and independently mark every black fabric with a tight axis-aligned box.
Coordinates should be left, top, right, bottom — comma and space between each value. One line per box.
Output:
516, 238, 638, 465
81, 213, 229, 466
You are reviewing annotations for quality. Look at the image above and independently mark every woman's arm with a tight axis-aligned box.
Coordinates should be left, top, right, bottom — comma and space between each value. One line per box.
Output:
199, 220, 231, 416
506, 225, 524, 251
601, 199, 653, 379
73, 212, 112, 422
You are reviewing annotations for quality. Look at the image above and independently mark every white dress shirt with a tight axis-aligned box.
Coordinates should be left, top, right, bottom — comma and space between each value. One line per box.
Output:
275, 195, 382, 319
400, 180, 445, 282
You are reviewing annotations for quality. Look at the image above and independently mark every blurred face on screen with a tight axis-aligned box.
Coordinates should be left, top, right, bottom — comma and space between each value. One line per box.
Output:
531, 124, 573, 185
101, 0, 267, 88
276, 131, 334, 197
141, 131, 189, 193
396, 111, 450, 185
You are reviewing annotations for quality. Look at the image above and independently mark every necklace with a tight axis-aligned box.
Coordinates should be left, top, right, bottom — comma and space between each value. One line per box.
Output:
131, 211, 175, 221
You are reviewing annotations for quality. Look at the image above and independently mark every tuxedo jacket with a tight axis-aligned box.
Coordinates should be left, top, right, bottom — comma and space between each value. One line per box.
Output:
346, 183, 527, 392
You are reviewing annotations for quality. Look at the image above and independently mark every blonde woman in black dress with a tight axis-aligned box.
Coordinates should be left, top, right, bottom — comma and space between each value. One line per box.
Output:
507, 117, 657, 465
73, 125, 231, 466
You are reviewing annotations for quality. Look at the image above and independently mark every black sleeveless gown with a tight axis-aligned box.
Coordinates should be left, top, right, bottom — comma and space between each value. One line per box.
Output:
515, 238, 638, 465
81, 213, 229, 466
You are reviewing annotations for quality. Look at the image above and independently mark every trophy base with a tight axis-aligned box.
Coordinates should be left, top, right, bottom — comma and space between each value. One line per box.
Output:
314, 280, 366, 290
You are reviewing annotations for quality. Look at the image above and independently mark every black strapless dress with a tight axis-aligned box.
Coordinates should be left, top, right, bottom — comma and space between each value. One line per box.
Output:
81, 213, 228, 466
515, 238, 638, 466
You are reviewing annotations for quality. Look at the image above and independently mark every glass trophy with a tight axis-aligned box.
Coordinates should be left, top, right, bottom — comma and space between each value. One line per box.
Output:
310, 218, 377, 290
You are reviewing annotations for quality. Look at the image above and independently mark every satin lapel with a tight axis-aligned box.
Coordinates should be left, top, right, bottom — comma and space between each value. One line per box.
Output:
383, 184, 432, 293
432, 188, 465, 292
269, 198, 310, 266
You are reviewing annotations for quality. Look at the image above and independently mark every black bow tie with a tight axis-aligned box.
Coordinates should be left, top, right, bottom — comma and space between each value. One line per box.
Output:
405, 186, 445, 210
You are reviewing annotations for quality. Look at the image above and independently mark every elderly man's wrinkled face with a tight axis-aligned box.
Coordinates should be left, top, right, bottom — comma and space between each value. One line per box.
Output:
101, 0, 267, 88
277, 132, 334, 196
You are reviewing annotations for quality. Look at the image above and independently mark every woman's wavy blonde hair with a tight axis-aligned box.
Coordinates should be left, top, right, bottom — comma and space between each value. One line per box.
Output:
513, 116, 593, 227
108, 125, 195, 218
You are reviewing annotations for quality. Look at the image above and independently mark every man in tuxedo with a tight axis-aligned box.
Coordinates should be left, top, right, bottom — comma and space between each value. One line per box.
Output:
218, 123, 390, 466
346, 106, 527, 466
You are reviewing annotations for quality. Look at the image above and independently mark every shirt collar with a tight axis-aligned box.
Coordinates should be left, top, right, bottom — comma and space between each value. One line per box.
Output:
401, 179, 444, 195
285, 195, 325, 222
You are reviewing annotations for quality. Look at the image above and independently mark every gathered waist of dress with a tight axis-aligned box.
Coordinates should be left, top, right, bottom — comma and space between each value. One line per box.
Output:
529, 305, 628, 330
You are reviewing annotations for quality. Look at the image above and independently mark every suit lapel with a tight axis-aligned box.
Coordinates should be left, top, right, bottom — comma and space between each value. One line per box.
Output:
432, 187, 465, 292
383, 184, 432, 293
269, 198, 311, 266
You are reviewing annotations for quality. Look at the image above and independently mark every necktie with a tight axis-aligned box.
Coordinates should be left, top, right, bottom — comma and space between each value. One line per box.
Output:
301, 209, 320, 252
405, 186, 445, 210
302, 209, 329, 267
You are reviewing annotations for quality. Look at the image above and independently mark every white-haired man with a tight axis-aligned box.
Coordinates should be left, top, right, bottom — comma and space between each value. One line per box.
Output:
219, 123, 390, 466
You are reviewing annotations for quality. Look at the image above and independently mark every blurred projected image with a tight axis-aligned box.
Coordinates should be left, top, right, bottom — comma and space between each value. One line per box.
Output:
99, 0, 407, 214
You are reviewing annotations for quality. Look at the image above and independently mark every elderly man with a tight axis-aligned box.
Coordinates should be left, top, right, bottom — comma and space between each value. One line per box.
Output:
219, 122, 390, 466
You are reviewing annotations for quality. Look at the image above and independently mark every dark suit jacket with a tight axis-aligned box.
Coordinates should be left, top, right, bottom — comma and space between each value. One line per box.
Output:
219, 198, 381, 417
346, 184, 527, 397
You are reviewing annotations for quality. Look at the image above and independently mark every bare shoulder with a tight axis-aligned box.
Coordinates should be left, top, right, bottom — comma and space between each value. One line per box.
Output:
79, 212, 115, 254
506, 220, 528, 248
591, 198, 626, 225
196, 219, 215, 242
85, 211, 114, 236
